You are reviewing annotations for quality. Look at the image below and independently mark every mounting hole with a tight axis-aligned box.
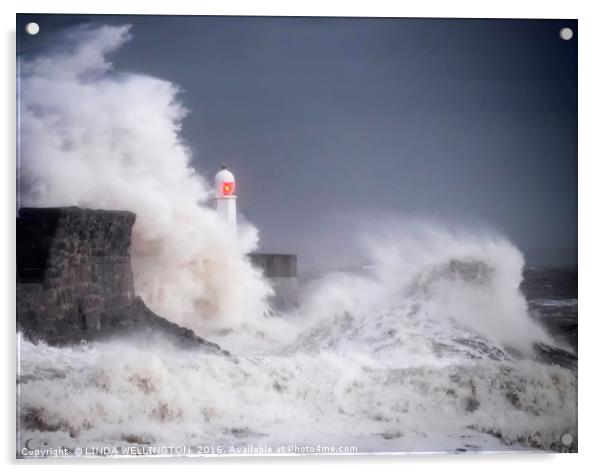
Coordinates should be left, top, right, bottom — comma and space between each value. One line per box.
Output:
561, 433, 573, 446
559, 27, 573, 41
25, 22, 40, 35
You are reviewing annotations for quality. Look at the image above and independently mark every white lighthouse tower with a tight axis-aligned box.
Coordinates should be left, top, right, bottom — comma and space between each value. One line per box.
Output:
214, 166, 237, 229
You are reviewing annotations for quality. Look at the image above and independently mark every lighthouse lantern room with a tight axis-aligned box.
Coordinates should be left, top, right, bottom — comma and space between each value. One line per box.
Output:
214, 166, 237, 229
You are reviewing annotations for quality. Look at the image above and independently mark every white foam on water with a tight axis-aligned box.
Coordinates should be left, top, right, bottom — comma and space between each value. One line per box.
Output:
18, 332, 576, 454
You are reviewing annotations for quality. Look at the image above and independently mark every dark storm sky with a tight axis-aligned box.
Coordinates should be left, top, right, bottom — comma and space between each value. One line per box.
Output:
17, 15, 578, 267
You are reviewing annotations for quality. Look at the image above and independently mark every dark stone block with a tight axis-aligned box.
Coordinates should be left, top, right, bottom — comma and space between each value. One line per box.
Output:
249, 253, 297, 278
248, 253, 299, 310
17, 207, 225, 354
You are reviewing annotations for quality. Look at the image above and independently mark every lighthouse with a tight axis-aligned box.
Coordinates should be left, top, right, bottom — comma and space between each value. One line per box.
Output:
213, 165, 298, 308
214, 166, 237, 229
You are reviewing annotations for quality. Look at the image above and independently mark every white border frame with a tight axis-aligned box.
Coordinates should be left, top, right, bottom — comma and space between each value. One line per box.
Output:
3, 1, 600, 471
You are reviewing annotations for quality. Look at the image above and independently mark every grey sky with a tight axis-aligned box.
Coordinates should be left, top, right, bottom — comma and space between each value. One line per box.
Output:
18, 15, 577, 267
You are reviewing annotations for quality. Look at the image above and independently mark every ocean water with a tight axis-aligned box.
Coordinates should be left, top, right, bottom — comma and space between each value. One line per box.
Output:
17, 255, 578, 457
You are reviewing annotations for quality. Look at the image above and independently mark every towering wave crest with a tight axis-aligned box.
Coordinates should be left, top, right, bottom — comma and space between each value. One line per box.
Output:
293, 222, 552, 357
18, 25, 272, 333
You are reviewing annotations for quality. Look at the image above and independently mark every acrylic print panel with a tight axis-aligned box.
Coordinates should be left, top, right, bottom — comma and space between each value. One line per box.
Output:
16, 14, 577, 458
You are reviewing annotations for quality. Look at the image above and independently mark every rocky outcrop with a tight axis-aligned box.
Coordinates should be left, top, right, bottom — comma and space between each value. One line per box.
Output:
17, 207, 224, 353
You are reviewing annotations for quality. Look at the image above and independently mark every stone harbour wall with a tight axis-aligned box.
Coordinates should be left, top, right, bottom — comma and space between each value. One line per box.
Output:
17, 207, 224, 353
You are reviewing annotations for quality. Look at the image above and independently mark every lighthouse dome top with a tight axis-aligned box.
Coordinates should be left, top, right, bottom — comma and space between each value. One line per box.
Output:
214, 166, 236, 197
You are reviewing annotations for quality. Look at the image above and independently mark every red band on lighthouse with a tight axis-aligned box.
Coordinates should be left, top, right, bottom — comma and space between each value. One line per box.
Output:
222, 182, 236, 196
